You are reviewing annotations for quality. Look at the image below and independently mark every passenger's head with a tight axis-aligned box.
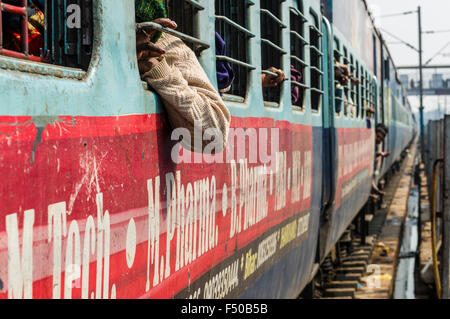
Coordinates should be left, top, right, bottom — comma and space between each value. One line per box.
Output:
376, 123, 388, 143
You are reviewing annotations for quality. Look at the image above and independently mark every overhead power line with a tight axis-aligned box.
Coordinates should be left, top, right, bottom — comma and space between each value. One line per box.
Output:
379, 27, 420, 52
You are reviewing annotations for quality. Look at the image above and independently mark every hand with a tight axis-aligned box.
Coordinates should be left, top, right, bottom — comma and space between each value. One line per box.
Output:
262, 67, 286, 87
138, 57, 160, 75
136, 18, 177, 60
137, 18, 178, 40
382, 152, 391, 157
351, 76, 360, 87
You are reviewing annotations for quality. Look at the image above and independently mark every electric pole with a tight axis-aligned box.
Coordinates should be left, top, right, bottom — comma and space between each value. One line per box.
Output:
418, 6, 425, 155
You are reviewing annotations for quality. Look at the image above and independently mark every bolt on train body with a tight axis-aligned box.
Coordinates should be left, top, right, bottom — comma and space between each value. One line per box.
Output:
0, 0, 416, 299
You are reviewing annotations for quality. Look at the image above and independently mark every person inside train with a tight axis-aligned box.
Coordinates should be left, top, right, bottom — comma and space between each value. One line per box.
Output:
372, 123, 390, 198
215, 32, 287, 94
334, 60, 350, 86
2, 0, 45, 57
135, 0, 231, 153
366, 105, 376, 129
290, 65, 303, 105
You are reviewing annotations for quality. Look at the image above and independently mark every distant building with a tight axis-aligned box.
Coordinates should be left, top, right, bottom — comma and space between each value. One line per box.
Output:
400, 74, 409, 88
429, 73, 444, 89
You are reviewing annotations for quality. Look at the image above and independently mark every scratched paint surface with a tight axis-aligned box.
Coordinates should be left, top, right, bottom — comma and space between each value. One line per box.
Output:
0, 114, 318, 299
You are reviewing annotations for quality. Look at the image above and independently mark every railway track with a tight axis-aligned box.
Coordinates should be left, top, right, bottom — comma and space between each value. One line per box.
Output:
312, 143, 417, 299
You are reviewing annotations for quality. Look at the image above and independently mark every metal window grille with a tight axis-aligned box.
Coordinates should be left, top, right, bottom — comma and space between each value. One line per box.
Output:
360, 66, 366, 118
349, 55, 356, 116
164, 0, 208, 55
333, 37, 341, 62
0, 0, 93, 70
371, 79, 377, 117
47, 0, 93, 69
289, 1, 307, 109
261, 0, 286, 105
215, 0, 254, 101
138, 1, 209, 58
355, 61, 360, 118
309, 11, 322, 111
342, 46, 349, 116
365, 71, 370, 113
333, 38, 345, 115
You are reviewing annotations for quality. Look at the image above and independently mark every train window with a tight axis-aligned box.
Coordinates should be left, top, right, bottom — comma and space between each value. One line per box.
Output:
158, 0, 210, 56
261, 0, 286, 106
215, 0, 254, 101
355, 61, 360, 118
333, 38, 341, 62
309, 10, 323, 112
342, 47, 349, 117
349, 55, 356, 117
365, 70, 370, 117
384, 58, 390, 81
361, 67, 367, 119
289, 1, 308, 109
0, 0, 93, 70
372, 79, 377, 117
369, 79, 372, 118
333, 38, 343, 115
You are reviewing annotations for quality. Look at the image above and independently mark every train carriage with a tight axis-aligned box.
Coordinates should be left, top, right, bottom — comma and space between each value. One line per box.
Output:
0, 0, 415, 299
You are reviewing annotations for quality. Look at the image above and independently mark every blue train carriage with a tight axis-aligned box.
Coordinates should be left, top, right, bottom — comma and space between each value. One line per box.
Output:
0, 0, 415, 299
314, 0, 416, 270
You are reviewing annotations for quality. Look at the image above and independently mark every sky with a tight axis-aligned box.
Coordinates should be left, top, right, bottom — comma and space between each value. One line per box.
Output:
366, 0, 450, 121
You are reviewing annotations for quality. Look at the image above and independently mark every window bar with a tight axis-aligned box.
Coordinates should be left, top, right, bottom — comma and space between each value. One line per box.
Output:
310, 66, 323, 75
183, 0, 204, 10
309, 45, 323, 56
309, 24, 323, 37
290, 30, 307, 44
261, 38, 287, 54
289, 6, 307, 22
291, 55, 307, 67
260, 8, 287, 28
262, 69, 278, 77
291, 81, 309, 89
136, 21, 210, 53
216, 55, 255, 70
215, 15, 254, 38
310, 87, 324, 94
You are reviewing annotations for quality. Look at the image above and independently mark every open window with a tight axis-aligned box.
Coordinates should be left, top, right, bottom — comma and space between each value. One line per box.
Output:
164, 0, 208, 55
349, 54, 356, 117
333, 37, 344, 115
361, 66, 367, 119
355, 61, 360, 118
289, 1, 308, 109
215, 0, 254, 102
309, 10, 323, 112
342, 47, 350, 117
260, 0, 286, 107
0, 0, 93, 70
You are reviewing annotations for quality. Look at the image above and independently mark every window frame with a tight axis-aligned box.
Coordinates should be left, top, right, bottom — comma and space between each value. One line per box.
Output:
214, 0, 255, 103
260, 0, 287, 107
289, 1, 308, 111
308, 9, 323, 113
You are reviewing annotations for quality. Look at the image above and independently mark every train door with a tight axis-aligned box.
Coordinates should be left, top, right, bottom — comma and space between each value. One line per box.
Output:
317, 15, 337, 263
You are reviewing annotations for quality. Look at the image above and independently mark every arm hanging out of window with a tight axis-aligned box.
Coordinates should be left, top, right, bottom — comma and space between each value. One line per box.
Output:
136, 4, 230, 154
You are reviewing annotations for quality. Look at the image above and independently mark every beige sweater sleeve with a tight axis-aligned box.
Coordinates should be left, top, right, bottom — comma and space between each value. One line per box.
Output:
142, 34, 231, 153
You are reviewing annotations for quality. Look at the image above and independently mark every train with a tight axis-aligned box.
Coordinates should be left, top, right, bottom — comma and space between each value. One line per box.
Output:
0, 0, 416, 299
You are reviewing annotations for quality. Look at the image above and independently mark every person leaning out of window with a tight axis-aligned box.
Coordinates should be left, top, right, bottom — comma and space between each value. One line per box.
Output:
135, 0, 231, 154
